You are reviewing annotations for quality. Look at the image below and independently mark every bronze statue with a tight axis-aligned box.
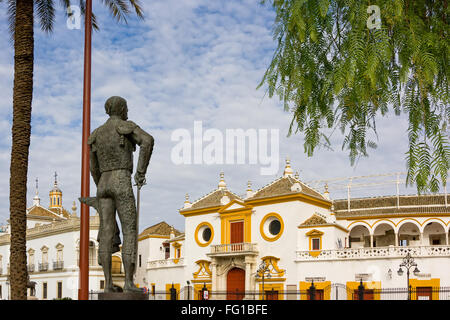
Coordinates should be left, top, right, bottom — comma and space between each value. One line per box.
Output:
80, 96, 154, 293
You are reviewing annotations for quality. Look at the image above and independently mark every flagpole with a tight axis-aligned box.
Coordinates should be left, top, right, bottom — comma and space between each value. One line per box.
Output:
79, 0, 92, 300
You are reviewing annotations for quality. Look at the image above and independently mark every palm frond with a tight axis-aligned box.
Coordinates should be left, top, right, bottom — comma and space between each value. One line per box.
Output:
35, 0, 56, 33
5, 0, 15, 42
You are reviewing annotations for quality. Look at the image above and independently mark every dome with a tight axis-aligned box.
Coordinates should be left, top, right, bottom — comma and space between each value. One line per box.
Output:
49, 172, 62, 209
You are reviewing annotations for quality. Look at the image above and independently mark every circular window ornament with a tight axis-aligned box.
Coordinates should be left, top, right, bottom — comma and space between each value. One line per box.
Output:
260, 213, 284, 242
195, 222, 214, 247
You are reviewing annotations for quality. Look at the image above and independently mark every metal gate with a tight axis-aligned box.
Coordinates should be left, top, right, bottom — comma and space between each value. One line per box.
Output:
322, 283, 358, 300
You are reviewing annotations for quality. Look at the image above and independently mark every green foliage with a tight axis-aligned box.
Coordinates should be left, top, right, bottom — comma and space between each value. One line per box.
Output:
259, 0, 449, 193
0, 0, 144, 35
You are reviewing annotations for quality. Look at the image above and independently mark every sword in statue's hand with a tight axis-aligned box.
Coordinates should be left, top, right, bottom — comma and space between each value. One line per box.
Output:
134, 177, 146, 272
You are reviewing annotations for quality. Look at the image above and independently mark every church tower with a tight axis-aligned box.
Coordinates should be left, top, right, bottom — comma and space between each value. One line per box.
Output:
49, 172, 63, 211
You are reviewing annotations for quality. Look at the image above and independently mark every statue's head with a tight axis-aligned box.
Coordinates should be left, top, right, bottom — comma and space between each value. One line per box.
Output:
105, 96, 128, 120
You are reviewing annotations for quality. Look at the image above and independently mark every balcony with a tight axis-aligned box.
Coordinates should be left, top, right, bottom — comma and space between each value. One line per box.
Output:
296, 245, 450, 261
147, 258, 184, 270
208, 242, 258, 258
27, 264, 35, 272
53, 261, 64, 270
38, 262, 49, 272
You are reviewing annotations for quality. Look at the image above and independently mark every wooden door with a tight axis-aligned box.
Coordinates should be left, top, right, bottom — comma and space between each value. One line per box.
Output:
353, 289, 374, 300
230, 221, 244, 251
308, 289, 324, 300
416, 287, 433, 300
227, 268, 245, 300
265, 290, 279, 300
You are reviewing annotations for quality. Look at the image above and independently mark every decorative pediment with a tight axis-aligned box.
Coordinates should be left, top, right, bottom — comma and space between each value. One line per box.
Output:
300, 214, 328, 227
40, 245, 49, 252
193, 260, 212, 280
305, 229, 324, 237
218, 199, 253, 214
172, 241, 182, 248
55, 243, 64, 250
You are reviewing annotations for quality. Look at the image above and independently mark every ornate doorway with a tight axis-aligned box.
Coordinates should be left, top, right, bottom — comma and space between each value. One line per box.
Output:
227, 267, 245, 300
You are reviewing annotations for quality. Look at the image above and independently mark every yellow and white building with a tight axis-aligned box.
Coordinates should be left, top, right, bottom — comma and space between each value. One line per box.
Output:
0, 176, 125, 300
137, 159, 450, 300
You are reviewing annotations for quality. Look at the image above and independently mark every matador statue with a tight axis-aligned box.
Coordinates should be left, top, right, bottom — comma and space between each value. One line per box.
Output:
80, 96, 154, 293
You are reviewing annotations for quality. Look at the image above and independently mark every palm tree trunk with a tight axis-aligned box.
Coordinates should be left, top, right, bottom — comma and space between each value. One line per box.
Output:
9, 0, 34, 300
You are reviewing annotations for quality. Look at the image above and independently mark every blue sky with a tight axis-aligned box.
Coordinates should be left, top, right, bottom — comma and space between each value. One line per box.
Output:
0, 0, 419, 232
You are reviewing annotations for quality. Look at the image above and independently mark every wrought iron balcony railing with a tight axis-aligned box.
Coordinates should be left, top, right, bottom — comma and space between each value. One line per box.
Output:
27, 264, 35, 272
53, 261, 64, 270
38, 262, 49, 272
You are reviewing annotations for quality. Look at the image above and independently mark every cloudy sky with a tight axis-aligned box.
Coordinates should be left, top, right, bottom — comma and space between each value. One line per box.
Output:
0, 1, 421, 232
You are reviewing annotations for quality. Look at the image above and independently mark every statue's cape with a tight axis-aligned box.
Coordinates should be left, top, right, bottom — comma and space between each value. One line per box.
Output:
78, 197, 121, 253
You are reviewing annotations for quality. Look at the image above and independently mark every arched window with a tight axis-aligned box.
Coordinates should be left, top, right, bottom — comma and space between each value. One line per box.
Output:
349, 225, 371, 248
398, 222, 421, 246
88, 241, 96, 266
373, 223, 395, 247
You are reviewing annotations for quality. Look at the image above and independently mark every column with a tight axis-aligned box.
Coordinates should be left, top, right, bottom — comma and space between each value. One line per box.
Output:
420, 232, 425, 246
370, 234, 374, 248
245, 262, 252, 300
395, 232, 399, 246
211, 261, 217, 294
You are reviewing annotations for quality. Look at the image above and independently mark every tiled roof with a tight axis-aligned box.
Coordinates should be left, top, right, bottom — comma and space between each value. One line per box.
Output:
248, 176, 327, 201
180, 188, 242, 212
334, 194, 450, 218
48, 207, 71, 219
27, 205, 66, 220
138, 221, 182, 238
299, 214, 328, 227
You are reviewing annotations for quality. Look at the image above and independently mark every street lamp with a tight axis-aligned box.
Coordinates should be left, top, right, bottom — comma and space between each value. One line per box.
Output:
397, 252, 420, 300
255, 261, 271, 300
186, 281, 191, 300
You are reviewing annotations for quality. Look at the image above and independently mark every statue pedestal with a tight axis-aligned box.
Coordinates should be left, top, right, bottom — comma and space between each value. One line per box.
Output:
98, 292, 148, 300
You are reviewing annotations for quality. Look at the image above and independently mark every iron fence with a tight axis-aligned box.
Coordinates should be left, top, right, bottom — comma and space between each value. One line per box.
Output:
88, 285, 450, 300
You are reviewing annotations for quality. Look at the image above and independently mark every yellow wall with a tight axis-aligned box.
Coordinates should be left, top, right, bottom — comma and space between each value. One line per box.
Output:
193, 283, 212, 300
409, 278, 440, 300
165, 283, 180, 300
258, 283, 284, 300
299, 281, 331, 300
346, 281, 381, 300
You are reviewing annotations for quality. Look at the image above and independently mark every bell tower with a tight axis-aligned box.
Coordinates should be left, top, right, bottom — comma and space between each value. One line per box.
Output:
49, 172, 63, 210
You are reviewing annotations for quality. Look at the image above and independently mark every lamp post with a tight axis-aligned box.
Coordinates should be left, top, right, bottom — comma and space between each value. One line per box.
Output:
78, 0, 92, 301
255, 261, 271, 300
186, 280, 191, 300
397, 252, 420, 300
